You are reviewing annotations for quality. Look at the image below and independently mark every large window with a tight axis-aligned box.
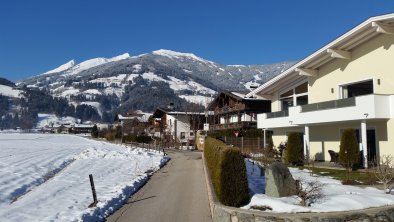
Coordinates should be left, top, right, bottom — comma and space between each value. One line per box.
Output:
280, 82, 308, 111
341, 79, 373, 99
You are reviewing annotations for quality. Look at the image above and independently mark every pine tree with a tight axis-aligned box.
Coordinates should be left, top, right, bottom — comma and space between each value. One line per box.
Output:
285, 132, 304, 166
339, 128, 360, 181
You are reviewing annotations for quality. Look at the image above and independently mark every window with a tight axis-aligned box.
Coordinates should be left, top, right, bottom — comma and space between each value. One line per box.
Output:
280, 82, 308, 111
180, 132, 185, 139
190, 132, 194, 136
341, 79, 373, 99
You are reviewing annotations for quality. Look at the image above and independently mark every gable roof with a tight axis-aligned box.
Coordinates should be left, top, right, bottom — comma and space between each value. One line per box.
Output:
247, 13, 394, 97
207, 91, 269, 110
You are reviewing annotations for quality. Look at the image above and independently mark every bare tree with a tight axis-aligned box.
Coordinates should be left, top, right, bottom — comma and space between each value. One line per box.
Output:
259, 146, 277, 168
304, 154, 316, 176
371, 155, 394, 193
295, 178, 325, 207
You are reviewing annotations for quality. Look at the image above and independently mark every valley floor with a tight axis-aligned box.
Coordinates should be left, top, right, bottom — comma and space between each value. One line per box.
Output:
0, 133, 168, 221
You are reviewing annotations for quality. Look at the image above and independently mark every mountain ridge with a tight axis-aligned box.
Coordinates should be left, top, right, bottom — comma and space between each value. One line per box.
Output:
15, 49, 296, 123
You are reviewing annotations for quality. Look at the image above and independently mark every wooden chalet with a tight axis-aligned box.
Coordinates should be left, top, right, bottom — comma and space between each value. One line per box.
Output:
207, 91, 271, 131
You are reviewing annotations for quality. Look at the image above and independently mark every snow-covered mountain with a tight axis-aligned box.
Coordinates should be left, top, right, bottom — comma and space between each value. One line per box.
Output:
18, 50, 295, 117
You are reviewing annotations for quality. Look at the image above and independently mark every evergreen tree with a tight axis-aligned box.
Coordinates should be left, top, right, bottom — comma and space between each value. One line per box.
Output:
285, 132, 304, 166
339, 128, 360, 181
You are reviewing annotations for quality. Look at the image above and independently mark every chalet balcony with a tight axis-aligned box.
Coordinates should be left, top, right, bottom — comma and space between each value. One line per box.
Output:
257, 94, 394, 129
214, 104, 246, 115
209, 121, 257, 130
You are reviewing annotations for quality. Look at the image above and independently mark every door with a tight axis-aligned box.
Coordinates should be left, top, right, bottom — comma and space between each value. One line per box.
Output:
367, 129, 377, 163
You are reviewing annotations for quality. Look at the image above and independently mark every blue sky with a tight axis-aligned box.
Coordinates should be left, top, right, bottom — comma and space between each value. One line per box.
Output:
1, 0, 393, 81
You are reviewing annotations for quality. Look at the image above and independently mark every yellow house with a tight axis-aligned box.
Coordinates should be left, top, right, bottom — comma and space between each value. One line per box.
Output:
248, 13, 394, 168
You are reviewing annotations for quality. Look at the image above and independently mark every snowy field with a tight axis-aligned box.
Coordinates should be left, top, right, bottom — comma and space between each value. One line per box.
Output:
243, 160, 394, 213
0, 133, 169, 221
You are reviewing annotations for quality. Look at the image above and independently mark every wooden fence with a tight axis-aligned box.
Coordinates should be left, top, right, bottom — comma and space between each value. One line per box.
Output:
223, 137, 265, 155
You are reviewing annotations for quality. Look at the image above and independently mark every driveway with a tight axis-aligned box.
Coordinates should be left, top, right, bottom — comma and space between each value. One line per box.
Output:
106, 150, 212, 222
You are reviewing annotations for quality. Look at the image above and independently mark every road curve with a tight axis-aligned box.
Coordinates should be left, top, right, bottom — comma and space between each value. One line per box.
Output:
106, 150, 212, 222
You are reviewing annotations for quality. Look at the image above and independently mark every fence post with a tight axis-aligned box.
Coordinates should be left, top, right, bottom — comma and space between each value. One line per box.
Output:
88, 174, 98, 207
241, 137, 244, 153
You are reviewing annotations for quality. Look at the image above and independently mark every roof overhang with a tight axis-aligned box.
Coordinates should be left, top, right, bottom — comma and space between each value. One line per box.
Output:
247, 13, 394, 97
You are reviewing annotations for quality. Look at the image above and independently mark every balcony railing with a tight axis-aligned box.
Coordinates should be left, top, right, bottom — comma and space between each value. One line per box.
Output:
210, 121, 257, 130
301, 97, 356, 112
214, 104, 246, 114
266, 110, 289, 119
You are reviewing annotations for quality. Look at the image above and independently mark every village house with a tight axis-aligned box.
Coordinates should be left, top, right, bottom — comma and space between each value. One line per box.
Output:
207, 91, 271, 131
249, 13, 394, 168
115, 110, 150, 136
152, 105, 205, 147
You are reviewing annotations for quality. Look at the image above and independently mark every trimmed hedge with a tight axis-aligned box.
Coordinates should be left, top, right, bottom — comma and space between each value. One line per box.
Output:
285, 132, 304, 166
204, 137, 250, 207
339, 128, 360, 172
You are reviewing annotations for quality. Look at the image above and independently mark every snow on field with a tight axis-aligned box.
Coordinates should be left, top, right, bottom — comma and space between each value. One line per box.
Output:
83, 89, 102, 95
0, 134, 169, 221
141, 72, 215, 96
89, 74, 127, 86
243, 161, 394, 213
36, 113, 78, 128
0, 85, 22, 98
61, 87, 80, 97
179, 95, 212, 107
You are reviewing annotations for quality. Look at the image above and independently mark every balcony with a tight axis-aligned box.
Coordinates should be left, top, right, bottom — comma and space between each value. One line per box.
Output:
266, 110, 289, 119
300, 97, 356, 112
257, 94, 394, 129
214, 103, 246, 115
210, 121, 257, 130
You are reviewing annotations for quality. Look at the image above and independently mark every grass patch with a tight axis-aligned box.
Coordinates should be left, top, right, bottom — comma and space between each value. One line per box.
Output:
298, 166, 378, 185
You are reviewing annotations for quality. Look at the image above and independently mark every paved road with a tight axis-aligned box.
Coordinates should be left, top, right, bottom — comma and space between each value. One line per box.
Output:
106, 150, 212, 222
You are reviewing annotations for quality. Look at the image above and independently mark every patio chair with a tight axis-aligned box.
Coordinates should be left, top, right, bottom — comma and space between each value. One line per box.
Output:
328, 150, 339, 164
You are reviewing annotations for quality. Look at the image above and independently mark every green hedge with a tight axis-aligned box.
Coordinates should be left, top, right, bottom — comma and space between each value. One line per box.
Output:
204, 137, 250, 207
285, 132, 304, 166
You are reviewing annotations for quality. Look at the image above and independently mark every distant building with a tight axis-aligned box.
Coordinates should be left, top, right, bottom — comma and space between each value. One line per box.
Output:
114, 110, 151, 136
207, 91, 271, 131
152, 106, 205, 146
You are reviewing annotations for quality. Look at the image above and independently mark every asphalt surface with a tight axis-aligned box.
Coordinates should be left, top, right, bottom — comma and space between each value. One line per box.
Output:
106, 150, 212, 222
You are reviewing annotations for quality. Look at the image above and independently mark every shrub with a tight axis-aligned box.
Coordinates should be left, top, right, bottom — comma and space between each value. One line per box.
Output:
91, 124, 99, 138
339, 128, 360, 181
105, 131, 116, 141
285, 132, 304, 166
204, 137, 250, 207
136, 135, 152, 143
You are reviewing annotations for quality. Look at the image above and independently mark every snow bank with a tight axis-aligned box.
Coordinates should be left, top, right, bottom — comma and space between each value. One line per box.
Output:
243, 161, 394, 213
0, 134, 169, 221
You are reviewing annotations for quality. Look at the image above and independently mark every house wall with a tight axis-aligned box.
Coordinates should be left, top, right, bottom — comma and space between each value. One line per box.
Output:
309, 34, 394, 103
166, 114, 191, 141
